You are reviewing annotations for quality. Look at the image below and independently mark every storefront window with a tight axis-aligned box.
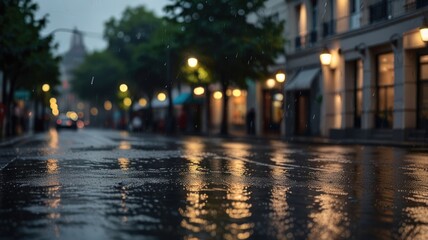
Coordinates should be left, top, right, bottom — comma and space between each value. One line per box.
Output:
418, 55, 428, 129
376, 53, 394, 128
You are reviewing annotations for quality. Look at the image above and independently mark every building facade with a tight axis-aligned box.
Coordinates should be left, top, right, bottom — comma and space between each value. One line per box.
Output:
284, 0, 428, 141
59, 28, 87, 113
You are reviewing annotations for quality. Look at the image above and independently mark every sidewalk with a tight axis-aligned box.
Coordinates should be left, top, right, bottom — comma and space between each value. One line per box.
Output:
168, 131, 428, 148
0, 132, 34, 147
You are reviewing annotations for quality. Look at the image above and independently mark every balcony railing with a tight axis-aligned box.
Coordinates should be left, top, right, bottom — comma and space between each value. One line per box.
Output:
288, 0, 426, 53
294, 31, 318, 50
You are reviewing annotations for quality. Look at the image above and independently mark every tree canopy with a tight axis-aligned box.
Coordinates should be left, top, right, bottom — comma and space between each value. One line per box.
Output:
72, 51, 126, 104
103, 6, 178, 101
164, 0, 285, 133
0, 0, 60, 135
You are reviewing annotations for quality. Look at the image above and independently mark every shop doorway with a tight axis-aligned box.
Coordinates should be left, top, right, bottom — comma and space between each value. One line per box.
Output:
295, 91, 309, 135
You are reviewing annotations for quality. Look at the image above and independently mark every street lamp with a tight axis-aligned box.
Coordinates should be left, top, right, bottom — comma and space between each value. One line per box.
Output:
187, 57, 198, 68
193, 86, 205, 96
42, 83, 50, 92
119, 83, 128, 93
420, 18, 428, 43
275, 71, 286, 83
320, 47, 332, 66
266, 78, 276, 88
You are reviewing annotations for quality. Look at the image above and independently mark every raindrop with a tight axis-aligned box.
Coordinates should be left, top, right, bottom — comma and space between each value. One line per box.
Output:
91, 76, 94, 85
313, 114, 316, 119
167, 45, 170, 49
117, 31, 124, 38
235, 53, 239, 58
238, 9, 245, 16
181, 26, 186, 32
209, 16, 214, 22
197, 3, 204, 10
136, 32, 142, 39
192, 13, 200, 20
247, 2, 253, 8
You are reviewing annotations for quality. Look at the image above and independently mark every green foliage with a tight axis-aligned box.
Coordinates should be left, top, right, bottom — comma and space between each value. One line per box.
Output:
165, 0, 285, 134
164, 0, 285, 86
104, 6, 179, 100
72, 51, 126, 103
0, 0, 59, 90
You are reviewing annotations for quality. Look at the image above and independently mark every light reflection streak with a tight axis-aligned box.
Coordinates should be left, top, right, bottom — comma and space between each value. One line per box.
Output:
47, 159, 59, 174
269, 158, 291, 238
45, 159, 62, 238
223, 144, 254, 240
180, 140, 215, 238
399, 153, 428, 239
307, 155, 349, 239
118, 141, 131, 150
118, 157, 130, 171
120, 185, 129, 223
48, 129, 59, 149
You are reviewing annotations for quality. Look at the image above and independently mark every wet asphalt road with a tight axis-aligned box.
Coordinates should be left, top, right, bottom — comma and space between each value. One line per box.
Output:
0, 129, 428, 240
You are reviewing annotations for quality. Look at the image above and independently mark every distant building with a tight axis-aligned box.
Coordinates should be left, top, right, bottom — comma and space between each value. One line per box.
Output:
59, 28, 87, 113
284, 0, 428, 142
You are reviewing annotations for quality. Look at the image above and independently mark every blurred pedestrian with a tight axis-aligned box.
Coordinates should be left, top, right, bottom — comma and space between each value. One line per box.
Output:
246, 108, 255, 135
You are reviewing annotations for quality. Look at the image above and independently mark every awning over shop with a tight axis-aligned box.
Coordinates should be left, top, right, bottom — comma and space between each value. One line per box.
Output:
173, 92, 203, 105
285, 68, 320, 91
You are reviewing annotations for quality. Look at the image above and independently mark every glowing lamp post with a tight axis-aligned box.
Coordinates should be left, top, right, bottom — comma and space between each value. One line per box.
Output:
320, 47, 332, 66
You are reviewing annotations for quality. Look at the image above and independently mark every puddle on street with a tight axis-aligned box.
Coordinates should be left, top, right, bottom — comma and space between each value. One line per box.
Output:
1, 131, 428, 239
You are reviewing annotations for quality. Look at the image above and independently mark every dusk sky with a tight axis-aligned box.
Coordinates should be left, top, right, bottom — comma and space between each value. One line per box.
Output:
34, 0, 170, 54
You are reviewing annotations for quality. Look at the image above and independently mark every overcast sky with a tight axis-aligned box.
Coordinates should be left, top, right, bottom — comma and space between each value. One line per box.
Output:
34, 0, 169, 54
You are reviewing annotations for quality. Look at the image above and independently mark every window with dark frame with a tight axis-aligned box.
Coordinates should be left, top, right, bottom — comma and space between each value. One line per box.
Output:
376, 52, 394, 129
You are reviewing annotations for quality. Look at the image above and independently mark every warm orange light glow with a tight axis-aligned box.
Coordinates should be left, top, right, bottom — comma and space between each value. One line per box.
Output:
187, 57, 198, 68
213, 91, 223, 100
119, 83, 128, 92
275, 72, 286, 83
123, 97, 132, 107
232, 89, 242, 97
52, 109, 59, 116
420, 25, 428, 42
193, 86, 205, 96
266, 78, 276, 88
320, 48, 332, 66
90, 107, 98, 116
104, 100, 112, 111
138, 98, 147, 107
157, 92, 166, 101
42, 84, 50, 92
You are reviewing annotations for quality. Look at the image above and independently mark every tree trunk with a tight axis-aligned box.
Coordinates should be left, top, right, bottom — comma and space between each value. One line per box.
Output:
0, 71, 8, 138
220, 78, 229, 135
6, 79, 16, 136
165, 49, 175, 135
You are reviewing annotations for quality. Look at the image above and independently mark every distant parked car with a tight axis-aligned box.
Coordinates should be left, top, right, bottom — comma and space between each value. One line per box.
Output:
56, 113, 77, 130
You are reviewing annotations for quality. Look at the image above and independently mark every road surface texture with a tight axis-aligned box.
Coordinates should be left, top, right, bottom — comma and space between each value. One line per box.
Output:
0, 129, 427, 240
